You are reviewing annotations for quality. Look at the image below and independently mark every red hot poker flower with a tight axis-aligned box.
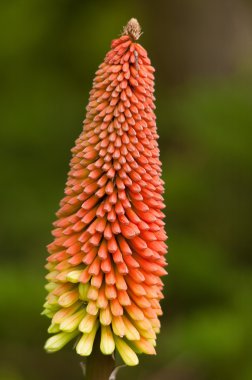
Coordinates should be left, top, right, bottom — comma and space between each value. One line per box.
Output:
43, 18, 167, 366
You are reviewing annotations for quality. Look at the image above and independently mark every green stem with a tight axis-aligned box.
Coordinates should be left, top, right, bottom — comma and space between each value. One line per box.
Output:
85, 331, 115, 380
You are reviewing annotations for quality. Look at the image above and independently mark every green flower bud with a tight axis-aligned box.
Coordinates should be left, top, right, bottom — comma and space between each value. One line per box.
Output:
60, 309, 86, 332
76, 322, 99, 356
100, 325, 115, 355
45, 331, 78, 353
114, 337, 139, 366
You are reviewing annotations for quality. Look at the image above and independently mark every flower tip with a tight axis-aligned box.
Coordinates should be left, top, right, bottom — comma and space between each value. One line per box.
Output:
76, 322, 99, 356
114, 337, 139, 366
44, 331, 78, 353
100, 326, 115, 355
122, 18, 142, 41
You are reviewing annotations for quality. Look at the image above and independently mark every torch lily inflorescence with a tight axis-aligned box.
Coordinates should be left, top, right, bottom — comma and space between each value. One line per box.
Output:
43, 18, 167, 369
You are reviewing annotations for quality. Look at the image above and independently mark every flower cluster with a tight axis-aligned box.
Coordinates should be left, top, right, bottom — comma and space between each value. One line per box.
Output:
43, 19, 167, 366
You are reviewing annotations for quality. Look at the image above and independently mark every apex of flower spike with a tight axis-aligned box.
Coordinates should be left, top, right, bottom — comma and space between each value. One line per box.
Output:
122, 18, 142, 40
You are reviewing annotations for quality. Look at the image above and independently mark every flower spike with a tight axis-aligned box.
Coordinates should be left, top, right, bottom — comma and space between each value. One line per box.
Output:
43, 18, 168, 367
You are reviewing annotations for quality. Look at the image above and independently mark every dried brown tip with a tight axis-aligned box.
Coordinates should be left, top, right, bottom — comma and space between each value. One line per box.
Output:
122, 18, 142, 41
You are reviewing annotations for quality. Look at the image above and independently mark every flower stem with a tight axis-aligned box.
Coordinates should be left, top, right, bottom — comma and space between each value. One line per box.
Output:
85, 331, 115, 380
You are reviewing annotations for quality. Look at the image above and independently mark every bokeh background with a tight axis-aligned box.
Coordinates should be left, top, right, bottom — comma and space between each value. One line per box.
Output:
1, 0, 252, 379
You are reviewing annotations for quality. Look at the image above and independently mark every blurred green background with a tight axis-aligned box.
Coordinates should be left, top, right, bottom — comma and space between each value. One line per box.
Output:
1, 0, 252, 379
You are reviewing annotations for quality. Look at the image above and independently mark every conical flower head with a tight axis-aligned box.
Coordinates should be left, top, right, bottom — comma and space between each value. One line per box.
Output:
43, 18, 167, 366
